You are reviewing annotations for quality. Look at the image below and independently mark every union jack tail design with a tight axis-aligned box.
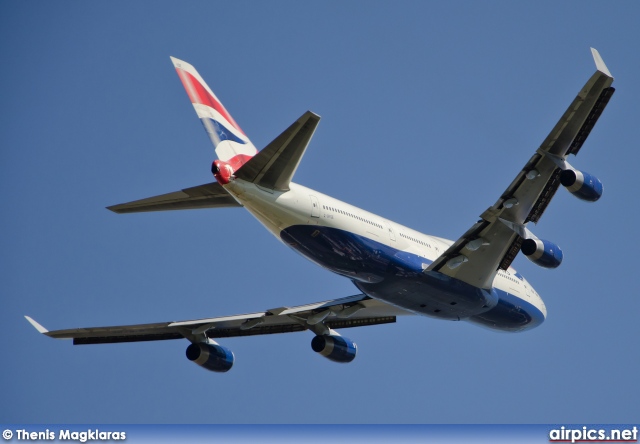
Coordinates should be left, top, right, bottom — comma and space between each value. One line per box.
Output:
170, 57, 258, 171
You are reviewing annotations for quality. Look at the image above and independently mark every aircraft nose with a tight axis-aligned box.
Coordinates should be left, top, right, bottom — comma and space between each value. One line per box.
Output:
528, 302, 546, 329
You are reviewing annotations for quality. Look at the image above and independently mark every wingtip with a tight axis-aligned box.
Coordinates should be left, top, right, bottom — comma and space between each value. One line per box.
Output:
25, 316, 49, 334
302, 110, 321, 122
590, 47, 613, 78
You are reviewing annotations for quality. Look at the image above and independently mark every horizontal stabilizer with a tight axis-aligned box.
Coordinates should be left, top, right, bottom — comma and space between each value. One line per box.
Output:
235, 111, 320, 191
107, 182, 241, 214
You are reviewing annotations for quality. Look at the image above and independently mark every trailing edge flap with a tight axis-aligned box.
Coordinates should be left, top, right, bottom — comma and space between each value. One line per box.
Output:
27, 294, 411, 345
235, 111, 320, 191
107, 182, 241, 214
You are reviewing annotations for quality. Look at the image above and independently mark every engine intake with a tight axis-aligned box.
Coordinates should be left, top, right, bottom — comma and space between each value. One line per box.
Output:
186, 342, 234, 372
560, 169, 603, 202
311, 335, 357, 363
521, 238, 563, 269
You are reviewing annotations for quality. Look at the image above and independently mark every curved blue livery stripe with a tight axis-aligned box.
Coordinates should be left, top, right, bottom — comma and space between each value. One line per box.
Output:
281, 224, 544, 332
201, 117, 247, 146
280, 225, 431, 283
467, 289, 545, 332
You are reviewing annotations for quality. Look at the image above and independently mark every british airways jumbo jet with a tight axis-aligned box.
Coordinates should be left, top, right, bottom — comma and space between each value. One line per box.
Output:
26, 49, 614, 372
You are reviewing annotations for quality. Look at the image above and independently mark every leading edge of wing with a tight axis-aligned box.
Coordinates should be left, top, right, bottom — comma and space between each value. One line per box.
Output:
427, 49, 615, 289
25, 295, 412, 345
174, 295, 410, 339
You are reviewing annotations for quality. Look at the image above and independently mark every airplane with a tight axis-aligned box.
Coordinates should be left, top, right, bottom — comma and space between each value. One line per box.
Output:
25, 49, 615, 373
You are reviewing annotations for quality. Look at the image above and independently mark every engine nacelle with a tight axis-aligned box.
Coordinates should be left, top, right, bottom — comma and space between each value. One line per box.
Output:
311, 335, 357, 363
560, 169, 603, 202
521, 238, 563, 269
186, 343, 234, 373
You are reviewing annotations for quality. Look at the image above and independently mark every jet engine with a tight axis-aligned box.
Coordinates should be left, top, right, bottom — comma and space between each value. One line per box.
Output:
521, 238, 563, 269
311, 335, 357, 363
186, 342, 234, 372
560, 169, 603, 202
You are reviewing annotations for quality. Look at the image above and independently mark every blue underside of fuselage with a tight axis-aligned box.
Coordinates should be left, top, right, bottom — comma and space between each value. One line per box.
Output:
280, 225, 544, 332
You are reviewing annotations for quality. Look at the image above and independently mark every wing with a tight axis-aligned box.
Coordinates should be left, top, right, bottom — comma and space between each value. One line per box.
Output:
25, 294, 411, 345
427, 48, 615, 289
107, 182, 241, 214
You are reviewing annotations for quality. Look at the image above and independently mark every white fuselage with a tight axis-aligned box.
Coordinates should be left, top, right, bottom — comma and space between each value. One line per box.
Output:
224, 179, 547, 331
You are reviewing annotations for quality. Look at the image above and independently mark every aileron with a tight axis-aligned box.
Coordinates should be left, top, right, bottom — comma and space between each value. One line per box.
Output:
26, 295, 410, 346
428, 49, 614, 289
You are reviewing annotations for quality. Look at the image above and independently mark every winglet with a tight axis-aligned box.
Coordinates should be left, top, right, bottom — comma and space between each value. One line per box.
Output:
25, 316, 49, 334
590, 48, 613, 78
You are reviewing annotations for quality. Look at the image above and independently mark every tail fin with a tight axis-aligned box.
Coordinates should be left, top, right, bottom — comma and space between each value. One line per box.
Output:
170, 57, 257, 171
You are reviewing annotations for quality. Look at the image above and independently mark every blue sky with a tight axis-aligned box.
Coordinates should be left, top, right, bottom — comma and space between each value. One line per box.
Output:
2, 1, 639, 424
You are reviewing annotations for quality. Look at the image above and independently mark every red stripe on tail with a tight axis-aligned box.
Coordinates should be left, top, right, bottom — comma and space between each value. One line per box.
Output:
175, 69, 246, 136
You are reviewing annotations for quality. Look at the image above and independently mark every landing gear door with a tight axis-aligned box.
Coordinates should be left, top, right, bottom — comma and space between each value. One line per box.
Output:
309, 195, 320, 218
